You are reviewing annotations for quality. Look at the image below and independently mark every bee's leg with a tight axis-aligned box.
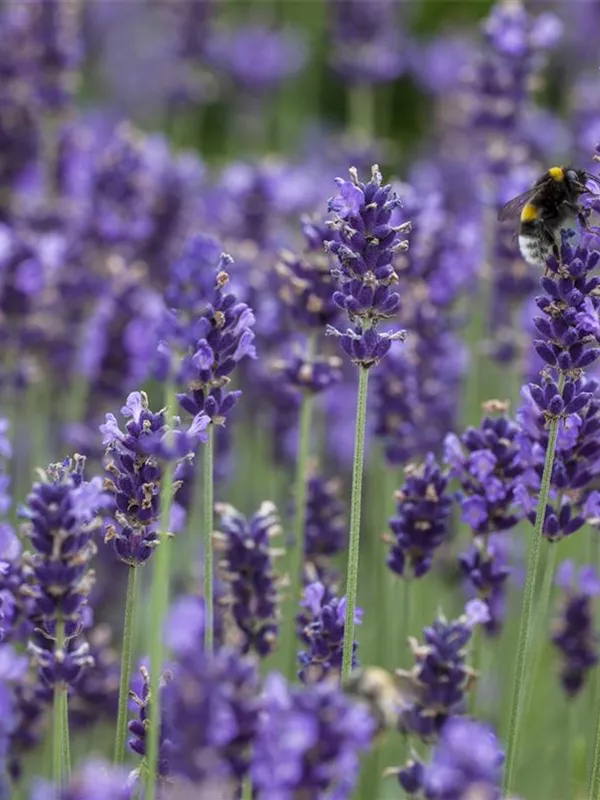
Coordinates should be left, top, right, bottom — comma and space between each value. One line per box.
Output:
565, 201, 590, 230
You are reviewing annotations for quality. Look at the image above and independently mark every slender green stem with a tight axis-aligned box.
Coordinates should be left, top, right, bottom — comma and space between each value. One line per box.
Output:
242, 777, 253, 800
204, 424, 215, 654
502, 373, 565, 796
146, 387, 176, 800
114, 565, 138, 764
287, 365, 316, 676
523, 541, 559, 728
62, 688, 71, 780
53, 621, 65, 788
341, 366, 370, 682
589, 667, 600, 796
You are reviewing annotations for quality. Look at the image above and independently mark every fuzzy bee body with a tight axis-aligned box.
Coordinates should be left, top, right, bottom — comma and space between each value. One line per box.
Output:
499, 166, 594, 266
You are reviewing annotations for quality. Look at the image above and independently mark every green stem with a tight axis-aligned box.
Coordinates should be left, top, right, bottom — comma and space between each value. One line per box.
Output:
287, 389, 316, 676
523, 541, 559, 728
114, 565, 138, 764
53, 621, 65, 788
146, 388, 176, 800
589, 670, 600, 796
62, 688, 71, 780
204, 424, 215, 655
502, 372, 565, 796
341, 366, 370, 682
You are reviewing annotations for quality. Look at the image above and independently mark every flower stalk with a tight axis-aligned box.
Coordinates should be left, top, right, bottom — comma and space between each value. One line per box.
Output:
503, 373, 565, 795
341, 365, 370, 682
204, 424, 214, 654
146, 388, 177, 800
53, 620, 66, 788
288, 337, 317, 676
114, 565, 138, 765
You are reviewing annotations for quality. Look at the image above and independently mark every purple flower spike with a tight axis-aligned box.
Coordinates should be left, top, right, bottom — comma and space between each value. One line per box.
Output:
128, 664, 172, 780
297, 581, 362, 684
387, 454, 452, 579
303, 473, 347, 583
325, 165, 409, 368
423, 717, 504, 800
459, 535, 511, 636
177, 266, 256, 426
215, 502, 282, 657
30, 759, 132, 800
552, 560, 600, 696
163, 647, 261, 786
328, 0, 406, 85
252, 672, 375, 799
444, 410, 525, 537
207, 25, 307, 92
20, 456, 106, 687
397, 605, 482, 743
101, 391, 198, 566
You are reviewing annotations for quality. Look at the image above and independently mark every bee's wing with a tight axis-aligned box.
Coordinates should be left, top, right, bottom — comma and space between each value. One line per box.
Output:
497, 187, 539, 221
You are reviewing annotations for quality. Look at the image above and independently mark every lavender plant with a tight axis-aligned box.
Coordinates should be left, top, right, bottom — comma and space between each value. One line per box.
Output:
325, 164, 409, 681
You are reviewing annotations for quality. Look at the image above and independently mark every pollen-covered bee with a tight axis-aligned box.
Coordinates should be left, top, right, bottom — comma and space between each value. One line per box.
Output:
344, 666, 410, 735
498, 166, 597, 266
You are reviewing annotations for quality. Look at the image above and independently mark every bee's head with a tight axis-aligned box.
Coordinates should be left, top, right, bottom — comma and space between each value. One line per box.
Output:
567, 168, 592, 194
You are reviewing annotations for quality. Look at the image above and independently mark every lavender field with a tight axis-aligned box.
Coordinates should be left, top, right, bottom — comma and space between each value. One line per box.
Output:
2, 1, 600, 798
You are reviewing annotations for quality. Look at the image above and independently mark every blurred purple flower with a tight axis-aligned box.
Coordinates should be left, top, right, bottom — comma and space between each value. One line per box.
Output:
252, 672, 374, 798
207, 25, 307, 92
215, 502, 281, 657
552, 560, 600, 696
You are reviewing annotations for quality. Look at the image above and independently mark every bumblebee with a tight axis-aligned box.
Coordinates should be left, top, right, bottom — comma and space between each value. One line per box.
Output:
498, 166, 596, 266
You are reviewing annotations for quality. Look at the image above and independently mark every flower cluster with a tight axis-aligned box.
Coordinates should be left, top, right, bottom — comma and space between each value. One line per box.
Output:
163, 647, 261, 788
551, 560, 600, 697
444, 409, 525, 537
19, 456, 105, 688
387, 454, 452, 579
276, 218, 340, 330
325, 165, 409, 368
328, 0, 405, 85
215, 501, 282, 656
251, 672, 375, 798
271, 349, 343, 395
399, 717, 504, 799
30, 759, 132, 800
516, 239, 600, 539
459, 535, 511, 635
128, 664, 172, 779
304, 473, 346, 578
177, 266, 256, 426
297, 581, 361, 684
397, 603, 486, 742
100, 391, 200, 566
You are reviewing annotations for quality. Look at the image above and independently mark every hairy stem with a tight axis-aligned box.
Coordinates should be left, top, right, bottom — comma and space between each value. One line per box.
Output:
146, 387, 176, 800
53, 620, 66, 788
114, 565, 138, 764
204, 424, 215, 654
287, 342, 317, 678
341, 366, 370, 682
503, 373, 565, 795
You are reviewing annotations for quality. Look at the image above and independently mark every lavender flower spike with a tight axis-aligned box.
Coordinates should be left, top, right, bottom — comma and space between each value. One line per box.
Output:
177, 265, 256, 427
252, 672, 375, 799
397, 602, 487, 743
214, 501, 283, 657
552, 560, 600, 697
297, 581, 362, 684
387, 453, 452, 579
101, 391, 200, 566
325, 164, 409, 368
